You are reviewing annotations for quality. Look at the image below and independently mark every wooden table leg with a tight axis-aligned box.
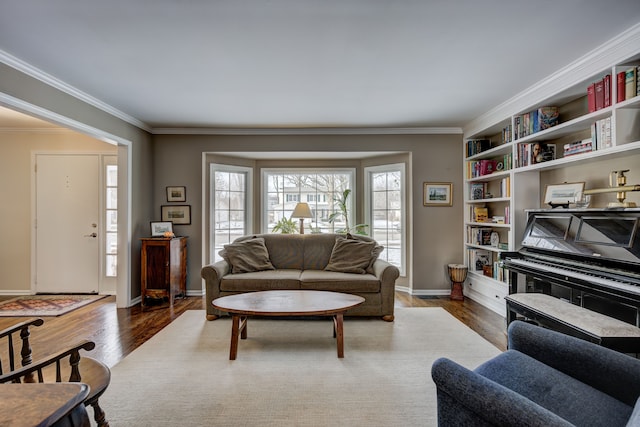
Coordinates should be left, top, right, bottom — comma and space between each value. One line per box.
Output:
334, 313, 344, 358
230, 315, 248, 360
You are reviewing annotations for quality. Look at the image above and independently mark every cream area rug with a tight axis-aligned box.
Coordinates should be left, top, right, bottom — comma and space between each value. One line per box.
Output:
101, 308, 501, 426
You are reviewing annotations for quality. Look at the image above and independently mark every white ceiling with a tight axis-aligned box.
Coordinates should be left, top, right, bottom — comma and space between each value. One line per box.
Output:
1, 1, 640, 131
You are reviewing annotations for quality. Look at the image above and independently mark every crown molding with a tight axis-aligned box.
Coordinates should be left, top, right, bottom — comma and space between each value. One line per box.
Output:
0, 49, 151, 132
151, 126, 463, 135
464, 23, 640, 138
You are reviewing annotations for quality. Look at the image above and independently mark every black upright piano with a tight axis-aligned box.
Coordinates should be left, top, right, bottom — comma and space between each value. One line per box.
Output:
500, 209, 640, 326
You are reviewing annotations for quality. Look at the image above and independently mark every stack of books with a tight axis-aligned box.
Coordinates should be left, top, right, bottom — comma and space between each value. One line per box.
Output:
564, 139, 593, 157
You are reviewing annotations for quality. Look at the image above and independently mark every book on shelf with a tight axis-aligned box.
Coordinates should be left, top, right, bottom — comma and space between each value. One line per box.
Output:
472, 206, 489, 223
587, 74, 612, 111
617, 71, 626, 103
466, 139, 492, 157
499, 176, 510, 198
468, 248, 492, 272
625, 68, 637, 100
591, 117, 612, 149
587, 83, 596, 112
564, 139, 593, 157
516, 142, 555, 167
595, 79, 604, 110
513, 107, 558, 140
467, 226, 493, 246
637, 65, 640, 96
470, 182, 487, 200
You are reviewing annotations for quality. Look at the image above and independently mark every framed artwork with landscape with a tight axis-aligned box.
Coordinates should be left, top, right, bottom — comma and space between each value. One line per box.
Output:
150, 221, 173, 237
424, 182, 453, 207
166, 186, 186, 202
161, 205, 191, 225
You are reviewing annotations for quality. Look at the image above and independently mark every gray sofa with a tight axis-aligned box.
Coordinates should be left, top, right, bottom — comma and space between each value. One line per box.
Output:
431, 321, 640, 427
201, 233, 399, 321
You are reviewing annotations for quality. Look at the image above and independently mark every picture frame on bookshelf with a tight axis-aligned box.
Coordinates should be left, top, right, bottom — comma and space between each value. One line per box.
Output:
423, 182, 453, 207
543, 182, 584, 207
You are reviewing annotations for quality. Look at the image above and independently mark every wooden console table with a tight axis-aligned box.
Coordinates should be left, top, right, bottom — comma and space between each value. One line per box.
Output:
141, 237, 187, 307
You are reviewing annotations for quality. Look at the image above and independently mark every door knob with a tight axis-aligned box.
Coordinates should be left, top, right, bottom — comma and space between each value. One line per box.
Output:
84, 233, 97, 238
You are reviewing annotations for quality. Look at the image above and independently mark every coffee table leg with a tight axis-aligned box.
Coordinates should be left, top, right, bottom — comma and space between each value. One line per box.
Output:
230, 315, 248, 360
334, 313, 344, 358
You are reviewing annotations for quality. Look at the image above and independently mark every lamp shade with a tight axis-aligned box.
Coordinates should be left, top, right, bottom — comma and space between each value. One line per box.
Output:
291, 202, 313, 219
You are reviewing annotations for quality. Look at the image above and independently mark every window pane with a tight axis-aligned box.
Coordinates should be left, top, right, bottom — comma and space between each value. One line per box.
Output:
106, 188, 117, 209
106, 255, 117, 277
106, 210, 117, 232
212, 169, 248, 262
264, 170, 354, 234
106, 165, 118, 186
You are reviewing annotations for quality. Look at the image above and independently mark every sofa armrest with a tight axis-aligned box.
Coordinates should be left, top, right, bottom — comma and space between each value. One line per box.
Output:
201, 260, 230, 320
508, 320, 640, 406
431, 357, 573, 427
372, 259, 399, 319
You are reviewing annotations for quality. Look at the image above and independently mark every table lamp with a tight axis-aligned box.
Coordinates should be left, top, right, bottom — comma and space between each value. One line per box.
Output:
291, 202, 312, 234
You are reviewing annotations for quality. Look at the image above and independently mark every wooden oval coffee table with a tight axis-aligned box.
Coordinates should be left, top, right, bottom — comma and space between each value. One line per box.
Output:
212, 290, 365, 360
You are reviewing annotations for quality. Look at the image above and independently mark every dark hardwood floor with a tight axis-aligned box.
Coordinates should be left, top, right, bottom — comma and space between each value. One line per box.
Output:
0, 293, 507, 368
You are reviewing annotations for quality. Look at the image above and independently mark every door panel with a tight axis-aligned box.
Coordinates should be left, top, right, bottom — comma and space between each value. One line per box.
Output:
36, 154, 100, 293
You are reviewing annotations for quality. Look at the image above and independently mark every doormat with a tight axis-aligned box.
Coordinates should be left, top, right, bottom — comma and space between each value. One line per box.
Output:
0, 294, 108, 317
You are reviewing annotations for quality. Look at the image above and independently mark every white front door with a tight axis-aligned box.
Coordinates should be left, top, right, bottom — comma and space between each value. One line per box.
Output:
35, 154, 100, 293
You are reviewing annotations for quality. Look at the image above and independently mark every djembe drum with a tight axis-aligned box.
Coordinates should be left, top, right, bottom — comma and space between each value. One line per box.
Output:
447, 263, 468, 301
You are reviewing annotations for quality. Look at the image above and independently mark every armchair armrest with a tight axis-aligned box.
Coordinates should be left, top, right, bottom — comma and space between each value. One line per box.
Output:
508, 321, 640, 406
431, 357, 573, 427
0, 340, 95, 384
0, 318, 44, 372
201, 260, 230, 320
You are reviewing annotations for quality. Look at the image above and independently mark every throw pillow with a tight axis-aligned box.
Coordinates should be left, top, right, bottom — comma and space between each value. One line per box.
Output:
325, 236, 376, 274
219, 237, 275, 274
366, 244, 384, 274
344, 233, 384, 274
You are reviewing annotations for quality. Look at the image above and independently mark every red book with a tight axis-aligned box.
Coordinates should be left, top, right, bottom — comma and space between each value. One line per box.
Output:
617, 71, 626, 103
603, 74, 611, 107
595, 79, 604, 110
587, 83, 596, 112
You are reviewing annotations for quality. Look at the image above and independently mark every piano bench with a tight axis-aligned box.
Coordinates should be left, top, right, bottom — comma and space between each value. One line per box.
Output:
506, 293, 640, 354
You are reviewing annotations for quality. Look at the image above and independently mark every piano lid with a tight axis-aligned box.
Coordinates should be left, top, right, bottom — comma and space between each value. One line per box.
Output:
521, 209, 640, 264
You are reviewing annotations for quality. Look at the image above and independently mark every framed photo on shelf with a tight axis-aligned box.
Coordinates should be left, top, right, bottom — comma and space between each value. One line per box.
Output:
543, 182, 584, 206
423, 182, 453, 206
166, 186, 186, 202
161, 205, 191, 225
150, 221, 173, 237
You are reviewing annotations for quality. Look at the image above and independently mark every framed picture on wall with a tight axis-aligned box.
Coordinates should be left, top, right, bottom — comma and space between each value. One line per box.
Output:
423, 182, 453, 206
166, 186, 186, 202
161, 205, 191, 225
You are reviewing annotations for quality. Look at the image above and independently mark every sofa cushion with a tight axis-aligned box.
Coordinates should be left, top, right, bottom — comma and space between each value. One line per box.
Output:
219, 237, 275, 274
220, 269, 302, 291
324, 237, 376, 274
475, 350, 633, 427
300, 270, 381, 292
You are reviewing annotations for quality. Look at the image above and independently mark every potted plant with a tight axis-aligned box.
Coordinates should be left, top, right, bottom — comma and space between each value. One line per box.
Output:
271, 217, 299, 234
327, 189, 369, 235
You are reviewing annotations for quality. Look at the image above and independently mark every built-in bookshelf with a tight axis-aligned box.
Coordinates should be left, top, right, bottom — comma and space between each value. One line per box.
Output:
462, 27, 640, 316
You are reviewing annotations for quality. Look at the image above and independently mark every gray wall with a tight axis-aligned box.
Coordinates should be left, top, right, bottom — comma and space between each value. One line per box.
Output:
1, 63, 154, 302
153, 133, 464, 295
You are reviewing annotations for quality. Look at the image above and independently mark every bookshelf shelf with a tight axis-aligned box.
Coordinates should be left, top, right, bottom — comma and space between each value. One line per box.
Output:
461, 32, 640, 317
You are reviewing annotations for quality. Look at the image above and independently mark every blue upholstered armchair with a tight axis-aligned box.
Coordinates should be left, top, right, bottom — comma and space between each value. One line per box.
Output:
431, 321, 640, 427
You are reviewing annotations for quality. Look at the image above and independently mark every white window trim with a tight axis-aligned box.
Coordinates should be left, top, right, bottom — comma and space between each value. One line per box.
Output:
209, 163, 253, 263
364, 163, 406, 275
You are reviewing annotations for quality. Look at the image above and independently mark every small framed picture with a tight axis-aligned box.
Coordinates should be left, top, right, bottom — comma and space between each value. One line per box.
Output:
161, 205, 191, 225
150, 221, 173, 237
166, 186, 186, 202
543, 182, 584, 206
424, 182, 453, 207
